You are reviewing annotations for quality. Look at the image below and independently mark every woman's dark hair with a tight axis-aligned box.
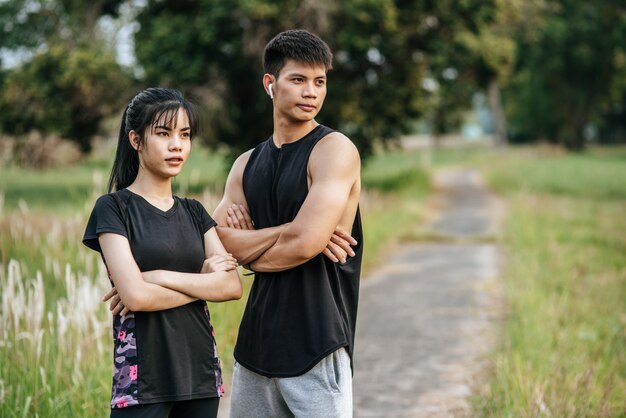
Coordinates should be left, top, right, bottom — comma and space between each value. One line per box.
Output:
107, 87, 199, 192
263, 29, 333, 77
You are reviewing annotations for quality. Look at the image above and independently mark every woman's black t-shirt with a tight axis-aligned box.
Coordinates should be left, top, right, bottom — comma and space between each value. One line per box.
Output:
83, 189, 223, 409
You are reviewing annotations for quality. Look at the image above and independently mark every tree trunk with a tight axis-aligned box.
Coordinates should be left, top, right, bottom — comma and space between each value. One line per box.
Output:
488, 79, 508, 149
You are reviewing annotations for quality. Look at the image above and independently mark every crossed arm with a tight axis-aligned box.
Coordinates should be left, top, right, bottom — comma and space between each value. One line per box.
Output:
214, 133, 361, 271
100, 227, 242, 315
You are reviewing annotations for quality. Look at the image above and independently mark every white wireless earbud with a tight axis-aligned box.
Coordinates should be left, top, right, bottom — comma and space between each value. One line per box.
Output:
268, 83, 274, 100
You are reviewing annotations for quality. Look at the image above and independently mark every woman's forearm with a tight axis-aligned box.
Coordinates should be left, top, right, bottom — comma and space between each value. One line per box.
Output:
143, 269, 242, 302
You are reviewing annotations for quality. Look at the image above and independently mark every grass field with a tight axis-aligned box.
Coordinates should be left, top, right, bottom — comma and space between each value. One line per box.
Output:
469, 146, 626, 417
0, 143, 430, 416
3, 142, 624, 417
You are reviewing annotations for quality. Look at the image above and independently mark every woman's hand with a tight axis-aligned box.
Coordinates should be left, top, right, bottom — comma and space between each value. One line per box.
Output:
102, 287, 131, 316
202, 253, 239, 273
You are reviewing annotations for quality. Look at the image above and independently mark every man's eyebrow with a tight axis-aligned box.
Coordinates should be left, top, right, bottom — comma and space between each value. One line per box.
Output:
285, 72, 327, 79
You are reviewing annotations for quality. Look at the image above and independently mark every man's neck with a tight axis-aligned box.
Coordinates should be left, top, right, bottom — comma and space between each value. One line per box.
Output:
272, 119, 319, 148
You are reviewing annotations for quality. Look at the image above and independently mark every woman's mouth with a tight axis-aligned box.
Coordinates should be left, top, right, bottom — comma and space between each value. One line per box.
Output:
165, 157, 184, 165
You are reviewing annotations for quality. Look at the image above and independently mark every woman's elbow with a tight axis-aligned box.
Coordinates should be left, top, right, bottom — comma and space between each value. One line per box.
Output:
121, 293, 145, 312
222, 271, 243, 301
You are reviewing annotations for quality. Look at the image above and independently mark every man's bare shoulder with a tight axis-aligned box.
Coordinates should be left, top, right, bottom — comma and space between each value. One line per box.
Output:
315, 131, 360, 160
309, 131, 360, 178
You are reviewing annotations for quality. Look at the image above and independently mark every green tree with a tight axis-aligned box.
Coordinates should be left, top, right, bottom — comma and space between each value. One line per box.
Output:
134, 0, 500, 158
504, 0, 626, 150
1, 43, 130, 151
0, 0, 131, 152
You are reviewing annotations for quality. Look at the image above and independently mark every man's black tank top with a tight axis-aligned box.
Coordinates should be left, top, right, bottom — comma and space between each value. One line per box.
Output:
235, 124, 363, 377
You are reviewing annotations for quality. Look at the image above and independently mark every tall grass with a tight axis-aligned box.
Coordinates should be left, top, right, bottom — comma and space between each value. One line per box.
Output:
1, 259, 111, 416
1, 144, 431, 416
475, 146, 626, 417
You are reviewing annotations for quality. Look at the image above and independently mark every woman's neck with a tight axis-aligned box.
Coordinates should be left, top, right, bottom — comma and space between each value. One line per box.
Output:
127, 171, 172, 200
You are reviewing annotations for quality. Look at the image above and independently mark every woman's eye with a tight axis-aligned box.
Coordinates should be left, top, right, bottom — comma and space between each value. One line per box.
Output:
157, 131, 168, 137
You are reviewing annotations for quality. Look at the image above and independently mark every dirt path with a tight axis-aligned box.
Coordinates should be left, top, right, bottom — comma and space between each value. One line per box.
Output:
352, 169, 504, 417
218, 168, 503, 417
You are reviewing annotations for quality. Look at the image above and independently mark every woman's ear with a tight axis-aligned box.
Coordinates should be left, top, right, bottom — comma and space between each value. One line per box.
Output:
129, 130, 141, 151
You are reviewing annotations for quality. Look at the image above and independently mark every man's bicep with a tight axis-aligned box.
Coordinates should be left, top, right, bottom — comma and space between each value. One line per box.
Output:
286, 175, 354, 248
292, 137, 359, 235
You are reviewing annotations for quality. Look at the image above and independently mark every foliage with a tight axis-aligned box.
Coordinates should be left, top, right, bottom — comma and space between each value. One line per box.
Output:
0, 0, 131, 152
475, 146, 626, 416
0, 43, 130, 151
504, 0, 626, 149
133, 0, 500, 158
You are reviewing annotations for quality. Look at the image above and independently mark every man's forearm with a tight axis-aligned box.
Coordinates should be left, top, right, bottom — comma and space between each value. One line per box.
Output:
216, 225, 285, 265
249, 229, 322, 272
249, 245, 310, 272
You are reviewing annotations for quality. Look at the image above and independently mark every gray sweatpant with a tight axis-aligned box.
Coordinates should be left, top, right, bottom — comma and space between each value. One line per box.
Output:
229, 348, 353, 418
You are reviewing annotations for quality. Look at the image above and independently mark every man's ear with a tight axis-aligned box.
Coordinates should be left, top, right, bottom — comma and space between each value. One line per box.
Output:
129, 130, 141, 151
263, 73, 275, 99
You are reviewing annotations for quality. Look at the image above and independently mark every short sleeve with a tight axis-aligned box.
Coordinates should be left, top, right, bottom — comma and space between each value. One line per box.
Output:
187, 198, 217, 233
82, 194, 129, 253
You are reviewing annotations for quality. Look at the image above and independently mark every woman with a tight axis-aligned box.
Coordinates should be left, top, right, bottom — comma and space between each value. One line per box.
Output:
83, 87, 241, 418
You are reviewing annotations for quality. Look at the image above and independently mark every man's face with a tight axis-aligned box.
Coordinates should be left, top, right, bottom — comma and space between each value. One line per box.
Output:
272, 59, 327, 123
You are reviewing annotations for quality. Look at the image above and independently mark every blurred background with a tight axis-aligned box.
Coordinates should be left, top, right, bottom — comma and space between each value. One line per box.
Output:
0, 0, 624, 416
1, 0, 626, 164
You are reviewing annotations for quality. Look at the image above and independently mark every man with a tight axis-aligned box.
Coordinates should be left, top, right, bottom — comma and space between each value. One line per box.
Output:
213, 29, 362, 418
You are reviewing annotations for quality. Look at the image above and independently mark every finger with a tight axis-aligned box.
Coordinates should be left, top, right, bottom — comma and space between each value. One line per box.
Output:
323, 247, 339, 263
327, 242, 347, 263
216, 253, 236, 261
216, 259, 239, 269
121, 306, 130, 316
109, 295, 120, 311
227, 207, 242, 229
111, 299, 124, 316
227, 217, 234, 227
330, 234, 356, 257
233, 204, 248, 228
239, 205, 254, 230
102, 287, 117, 302
334, 228, 357, 246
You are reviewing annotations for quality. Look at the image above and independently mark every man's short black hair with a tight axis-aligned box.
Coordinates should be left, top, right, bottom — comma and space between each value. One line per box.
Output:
263, 29, 333, 77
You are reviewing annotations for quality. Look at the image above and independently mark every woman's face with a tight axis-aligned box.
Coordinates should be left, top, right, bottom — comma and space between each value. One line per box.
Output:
132, 107, 192, 180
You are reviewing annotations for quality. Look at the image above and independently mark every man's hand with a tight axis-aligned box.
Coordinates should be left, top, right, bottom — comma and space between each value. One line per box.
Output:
323, 227, 358, 263
202, 254, 239, 273
102, 287, 130, 316
227, 204, 254, 230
